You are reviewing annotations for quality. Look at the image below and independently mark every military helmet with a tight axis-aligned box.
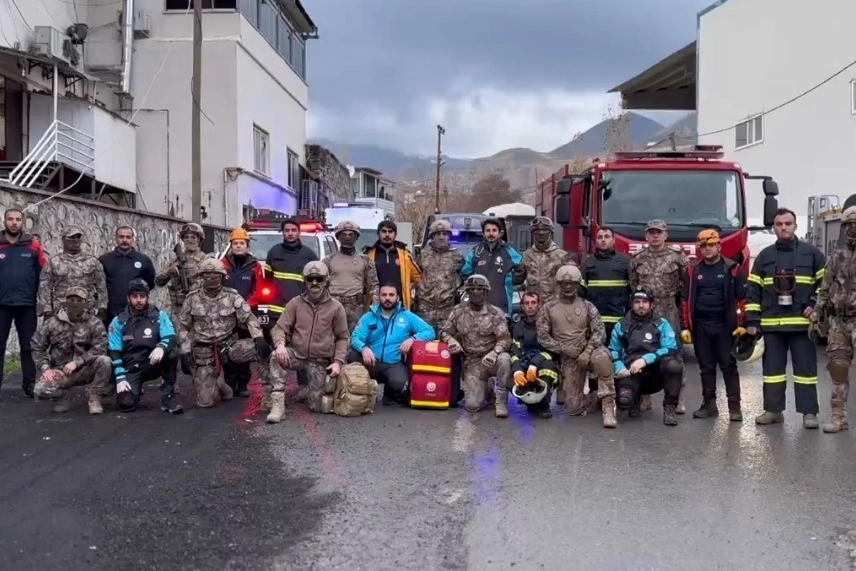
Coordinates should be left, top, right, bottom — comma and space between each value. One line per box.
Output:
198, 257, 226, 275
463, 274, 491, 291
179, 222, 205, 240
843, 206, 856, 224
303, 261, 329, 278
529, 216, 554, 232
429, 219, 452, 236
334, 220, 361, 238
555, 264, 582, 283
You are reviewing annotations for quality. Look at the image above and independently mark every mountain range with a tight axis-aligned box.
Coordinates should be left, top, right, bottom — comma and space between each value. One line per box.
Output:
311, 112, 699, 199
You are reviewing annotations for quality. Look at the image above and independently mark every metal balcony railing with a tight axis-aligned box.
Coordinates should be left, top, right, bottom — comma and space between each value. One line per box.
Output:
5, 120, 95, 189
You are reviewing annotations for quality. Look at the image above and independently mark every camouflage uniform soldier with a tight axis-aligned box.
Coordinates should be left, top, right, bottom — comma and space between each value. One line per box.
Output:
629, 220, 690, 413
155, 222, 211, 325
31, 287, 113, 414
523, 216, 574, 305
814, 206, 856, 433
268, 261, 350, 421
177, 258, 271, 409
536, 265, 617, 427
37, 226, 108, 321
439, 274, 513, 417
323, 221, 379, 330
415, 219, 465, 329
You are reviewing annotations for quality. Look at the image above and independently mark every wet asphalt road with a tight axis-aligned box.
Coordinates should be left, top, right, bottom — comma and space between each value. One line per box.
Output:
3, 351, 856, 571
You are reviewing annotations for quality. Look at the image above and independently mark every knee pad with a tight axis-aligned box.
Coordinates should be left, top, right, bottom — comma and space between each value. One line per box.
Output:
662, 358, 683, 376
827, 359, 851, 383
117, 391, 139, 412
590, 349, 613, 377
616, 386, 635, 410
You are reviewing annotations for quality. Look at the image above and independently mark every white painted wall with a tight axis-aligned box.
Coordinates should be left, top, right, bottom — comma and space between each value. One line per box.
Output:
93, 106, 136, 191
697, 0, 856, 221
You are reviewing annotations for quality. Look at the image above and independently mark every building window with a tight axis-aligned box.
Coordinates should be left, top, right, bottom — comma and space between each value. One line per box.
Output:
237, 1, 307, 81
287, 148, 300, 190
166, 0, 236, 10
735, 115, 763, 149
851, 79, 856, 115
253, 125, 270, 176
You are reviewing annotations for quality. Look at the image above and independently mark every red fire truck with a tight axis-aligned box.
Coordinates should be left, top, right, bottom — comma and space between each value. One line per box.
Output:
536, 145, 780, 274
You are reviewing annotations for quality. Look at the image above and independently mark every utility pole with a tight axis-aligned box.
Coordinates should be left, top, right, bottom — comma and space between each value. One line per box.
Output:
434, 124, 445, 214
191, 0, 203, 222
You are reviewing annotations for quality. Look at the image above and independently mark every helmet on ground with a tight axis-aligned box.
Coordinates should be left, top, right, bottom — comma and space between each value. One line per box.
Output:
463, 274, 491, 291
529, 216, 554, 232
127, 278, 150, 296
429, 219, 451, 236
303, 261, 329, 278
697, 229, 721, 246
198, 257, 226, 275
334, 221, 361, 238
555, 265, 582, 283
230, 228, 251, 242
733, 332, 763, 364
179, 222, 205, 240
631, 286, 655, 303
843, 206, 856, 224
512, 379, 549, 404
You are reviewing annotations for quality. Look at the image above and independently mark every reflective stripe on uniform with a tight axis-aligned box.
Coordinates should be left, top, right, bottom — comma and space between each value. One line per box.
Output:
586, 279, 629, 287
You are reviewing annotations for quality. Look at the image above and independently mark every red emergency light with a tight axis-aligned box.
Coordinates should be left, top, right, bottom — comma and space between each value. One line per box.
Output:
261, 287, 272, 297
244, 219, 326, 233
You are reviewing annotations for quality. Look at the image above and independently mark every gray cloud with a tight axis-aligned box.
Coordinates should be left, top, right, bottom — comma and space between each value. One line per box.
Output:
305, 0, 713, 156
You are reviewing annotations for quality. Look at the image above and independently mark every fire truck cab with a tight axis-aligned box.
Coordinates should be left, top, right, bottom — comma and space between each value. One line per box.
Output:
546, 145, 780, 274
805, 193, 856, 257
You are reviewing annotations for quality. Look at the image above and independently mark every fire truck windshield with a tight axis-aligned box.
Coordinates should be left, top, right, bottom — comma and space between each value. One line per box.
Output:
601, 169, 743, 231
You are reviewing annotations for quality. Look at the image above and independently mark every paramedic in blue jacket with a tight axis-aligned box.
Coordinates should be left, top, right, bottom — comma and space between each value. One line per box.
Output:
107, 279, 183, 414
608, 286, 684, 426
349, 283, 436, 405
460, 218, 525, 315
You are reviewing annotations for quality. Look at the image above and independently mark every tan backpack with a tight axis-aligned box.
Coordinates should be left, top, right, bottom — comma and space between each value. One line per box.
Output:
332, 363, 378, 417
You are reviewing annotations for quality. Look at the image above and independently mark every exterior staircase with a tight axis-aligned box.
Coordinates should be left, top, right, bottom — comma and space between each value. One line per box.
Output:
0, 160, 62, 191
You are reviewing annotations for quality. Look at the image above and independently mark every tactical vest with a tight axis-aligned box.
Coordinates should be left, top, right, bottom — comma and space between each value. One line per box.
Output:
616, 314, 664, 364
117, 306, 162, 368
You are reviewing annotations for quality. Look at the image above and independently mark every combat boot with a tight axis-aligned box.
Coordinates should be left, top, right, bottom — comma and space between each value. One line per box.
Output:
823, 383, 850, 433
693, 397, 719, 419
639, 394, 652, 411
218, 378, 234, 401
88, 393, 103, 415
261, 385, 273, 412
161, 393, 184, 414
755, 411, 784, 425
602, 398, 617, 428
52, 393, 71, 413
495, 391, 509, 418
663, 404, 678, 426
803, 414, 819, 429
267, 392, 285, 424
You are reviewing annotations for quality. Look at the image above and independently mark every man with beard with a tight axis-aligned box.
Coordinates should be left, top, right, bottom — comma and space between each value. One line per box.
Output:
155, 222, 211, 326
177, 258, 271, 409
815, 206, 856, 433
0, 208, 46, 396
510, 292, 559, 419
522, 216, 573, 305
608, 287, 684, 426
323, 221, 379, 330
364, 220, 421, 310
108, 279, 183, 414
536, 265, 617, 428
222, 227, 265, 397
38, 226, 108, 321
439, 274, 513, 417
349, 283, 435, 405
460, 218, 525, 316
98, 226, 156, 326
31, 287, 113, 414
415, 219, 464, 330
629, 220, 690, 414
268, 261, 350, 421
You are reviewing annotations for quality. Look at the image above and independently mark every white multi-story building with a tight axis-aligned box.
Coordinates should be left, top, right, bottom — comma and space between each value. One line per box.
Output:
611, 0, 856, 219
0, 0, 316, 227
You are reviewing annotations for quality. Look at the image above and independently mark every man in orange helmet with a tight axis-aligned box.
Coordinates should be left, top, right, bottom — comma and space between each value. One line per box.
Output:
221, 227, 265, 396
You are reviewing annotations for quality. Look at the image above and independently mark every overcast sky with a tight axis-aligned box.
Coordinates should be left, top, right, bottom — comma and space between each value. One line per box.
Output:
305, 0, 714, 158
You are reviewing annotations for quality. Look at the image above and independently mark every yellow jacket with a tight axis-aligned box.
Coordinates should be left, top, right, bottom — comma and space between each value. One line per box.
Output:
365, 244, 421, 310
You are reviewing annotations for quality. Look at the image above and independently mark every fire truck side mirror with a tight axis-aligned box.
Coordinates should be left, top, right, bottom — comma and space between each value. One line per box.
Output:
555, 194, 570, 225
556, 178, 573, 195
762, 179, 779, 196
762, 196, 778, 228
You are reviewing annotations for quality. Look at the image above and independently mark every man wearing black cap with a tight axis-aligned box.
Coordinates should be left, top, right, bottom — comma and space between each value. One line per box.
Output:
107, 279, 183, 414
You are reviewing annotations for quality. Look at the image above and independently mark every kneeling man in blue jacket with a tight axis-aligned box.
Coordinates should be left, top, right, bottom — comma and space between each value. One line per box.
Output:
350, 283, 436, 405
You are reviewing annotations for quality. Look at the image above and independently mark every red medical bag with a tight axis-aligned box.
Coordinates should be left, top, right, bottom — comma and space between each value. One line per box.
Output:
408, 341, 453, 409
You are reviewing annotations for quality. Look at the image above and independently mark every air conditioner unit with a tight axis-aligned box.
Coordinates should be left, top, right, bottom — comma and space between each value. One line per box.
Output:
32, 26, 72, 65
133, 10, 151, 38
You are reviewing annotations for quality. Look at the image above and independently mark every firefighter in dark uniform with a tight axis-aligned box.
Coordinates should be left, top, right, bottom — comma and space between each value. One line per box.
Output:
510, 292, 559, 418
581, 226, 631, 409
263, 217, 318, 406
221, 227, 264, 397
745, 208, 825, 428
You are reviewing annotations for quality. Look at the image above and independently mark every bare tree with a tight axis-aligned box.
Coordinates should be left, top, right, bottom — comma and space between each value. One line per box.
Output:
602, 99, 631, 157
463, 174, 519, 212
